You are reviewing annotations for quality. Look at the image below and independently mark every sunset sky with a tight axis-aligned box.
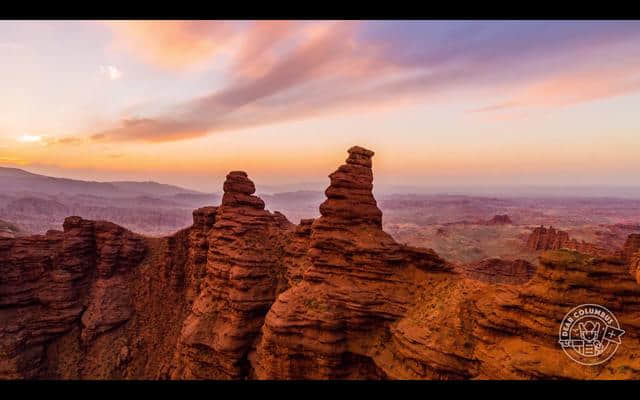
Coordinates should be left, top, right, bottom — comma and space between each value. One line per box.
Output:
1, 20, 640, 192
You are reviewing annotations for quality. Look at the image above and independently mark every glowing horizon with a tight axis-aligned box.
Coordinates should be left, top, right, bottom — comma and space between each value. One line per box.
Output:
1, 20, 640, 192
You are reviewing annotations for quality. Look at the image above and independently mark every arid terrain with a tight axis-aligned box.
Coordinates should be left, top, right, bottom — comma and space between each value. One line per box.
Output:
380, 195, 640, 265
1, 146, 639, 380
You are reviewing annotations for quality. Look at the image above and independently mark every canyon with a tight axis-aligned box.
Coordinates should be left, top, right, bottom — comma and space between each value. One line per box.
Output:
1, 146, 640, 380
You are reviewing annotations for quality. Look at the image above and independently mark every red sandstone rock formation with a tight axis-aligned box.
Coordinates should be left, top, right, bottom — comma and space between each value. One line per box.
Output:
526, 225, 570, 251
1, 146, 640, 381
526, 225, 612, 257
252, 146, 452, 379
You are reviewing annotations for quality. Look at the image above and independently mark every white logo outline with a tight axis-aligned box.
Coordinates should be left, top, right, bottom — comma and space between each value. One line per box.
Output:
558, 303, 625, 366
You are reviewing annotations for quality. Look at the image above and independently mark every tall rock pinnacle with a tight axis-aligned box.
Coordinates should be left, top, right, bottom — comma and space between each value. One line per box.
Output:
254, 146, 451, 379
318, 145, 382, 228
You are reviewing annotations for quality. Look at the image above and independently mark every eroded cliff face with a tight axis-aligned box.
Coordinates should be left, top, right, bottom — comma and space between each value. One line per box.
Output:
0, 218, 146, 378
1, 146, 639, 380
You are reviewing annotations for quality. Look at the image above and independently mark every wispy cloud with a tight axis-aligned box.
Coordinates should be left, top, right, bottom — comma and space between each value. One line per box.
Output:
89, 21, 640, 143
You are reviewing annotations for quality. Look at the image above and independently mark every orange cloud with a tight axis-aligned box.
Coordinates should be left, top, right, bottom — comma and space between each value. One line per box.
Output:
104, 21, 236, 70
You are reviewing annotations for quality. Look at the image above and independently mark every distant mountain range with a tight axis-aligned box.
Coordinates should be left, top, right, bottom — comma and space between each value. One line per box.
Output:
0, 167, 204, 197
0, 167, 204, 198
0, 167, 219, 236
